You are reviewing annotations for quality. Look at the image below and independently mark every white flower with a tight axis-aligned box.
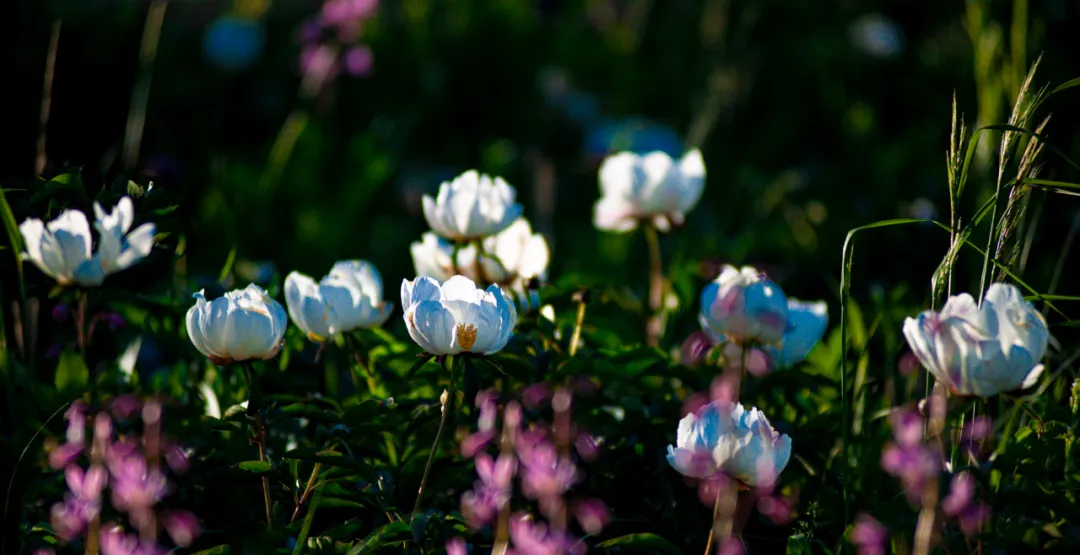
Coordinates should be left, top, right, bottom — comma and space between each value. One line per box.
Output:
902, 283, 1048, 397
666, 401, 791, 486
284, 260, 393, 341
422, 170, 523, 242
410, 218, 550, 290
186, 283, 288, 365
764, 299, 829, 368
699, 265, 789, 345
18, 196, 155, 287
594, 149, 705, 232
400, 275, 517, 355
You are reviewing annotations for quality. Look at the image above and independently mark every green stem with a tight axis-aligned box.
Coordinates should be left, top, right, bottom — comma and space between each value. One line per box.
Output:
412, 356, 460, 517
643, 224, 664, 347
291, 463, 323, 523
569, 293, 588, 358
244, 362, 273, 529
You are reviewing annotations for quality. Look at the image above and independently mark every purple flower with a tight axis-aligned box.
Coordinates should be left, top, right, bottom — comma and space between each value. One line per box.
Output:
573, 429, 599, 462
99, 524, 166, 555
880, 443, 939, 505
343, 45, 373, 76
49, 464, 107, 540
889, 407, 924, 447
522, 382, 553, 410
943, 472, 989, 537
851, 513, 887, 555
49, 442, 84, 470
163, 442, 190, 473
509, 513, 585, 555
52, 304, 69, 322
571, 497, 610, 535
110, 395, 142, 420
461, 453, 516, 529
107, 453, 168, 524
719, 538, 745, 555
680, 331, 714, 368
446, 537, 467, 555
756, 493, 794, 525
516, 431, 580, 517
161, 509, 202, 547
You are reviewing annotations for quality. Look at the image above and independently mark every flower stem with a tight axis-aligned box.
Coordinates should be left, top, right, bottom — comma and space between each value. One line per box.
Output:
244, 362, 273, 529
913, 381, 948, 555
569, 289, 589, 357
643, 224, 665, 347
412, 356, 460, 517
703, 485, 722, 555
75, 289, 87, 355
291, 463, 323, 523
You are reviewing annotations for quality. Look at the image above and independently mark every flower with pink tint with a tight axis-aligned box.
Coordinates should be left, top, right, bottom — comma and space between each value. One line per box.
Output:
446, 537, 467, 555
680, 331, 714, 367
509, 513, 585, 555
572, 497, 610, 535
880, 407, 939, 505
721, 342, 772, 378
699, 265, 788, 345
668, 401, 792, 487
49, 464, 107, 540
756, 492, 795, 525
942, 472, 989, 537
343, 45, 373, 76
516, 430, 581, 517
161, 510, 202, 547
110, 394, 142, 420
851, 513, 888, 555
461, 453, 516, 529
521, 382, 553, 410
50, 402, 88, 469
107, 453, 169, 527
99, 523, 166, 555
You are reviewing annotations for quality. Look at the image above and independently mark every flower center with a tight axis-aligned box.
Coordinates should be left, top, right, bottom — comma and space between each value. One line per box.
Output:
455, 323, 478, 351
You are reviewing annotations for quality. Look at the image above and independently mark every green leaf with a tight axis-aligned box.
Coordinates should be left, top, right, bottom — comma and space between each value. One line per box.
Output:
786, 534, 816, 555
31, 172, 88, 205
596, 533, 684, 554
0, 188, 25, 296
346, 521, 411, 554
218, 245, 237, 284
55, 350, 89, 395
237, 460, 272, 473
126, 180, 146, 198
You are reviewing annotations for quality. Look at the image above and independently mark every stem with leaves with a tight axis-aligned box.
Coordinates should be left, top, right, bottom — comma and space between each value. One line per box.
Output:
244, 362, 273, 529
412, 355, 460, 517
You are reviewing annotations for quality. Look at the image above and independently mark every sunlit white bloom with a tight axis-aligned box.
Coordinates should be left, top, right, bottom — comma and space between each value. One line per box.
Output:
667, 401, 791, 486
903, 283, 1048, 397
411, 218, 549, 287
699, 265, 788, 345
284, 260, 392, 341
422, 170, 523, 242
764, 299, 829, 367
594, 149, 705, 232
401, 275, 516, 355
19, 196, 155, 287
186, 284, 288, 365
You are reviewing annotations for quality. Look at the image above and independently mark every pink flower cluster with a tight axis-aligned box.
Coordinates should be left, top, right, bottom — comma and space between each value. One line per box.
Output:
298, 0, 379, 94
453, 384, 610, 554
44, 397, 200, 554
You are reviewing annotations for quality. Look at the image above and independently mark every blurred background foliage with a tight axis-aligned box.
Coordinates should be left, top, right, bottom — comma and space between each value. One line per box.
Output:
7, 0, 1079, 312
5, 0, 1080, 553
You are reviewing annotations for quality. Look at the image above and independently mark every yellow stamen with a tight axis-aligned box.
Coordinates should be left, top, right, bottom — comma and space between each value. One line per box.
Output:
455, 323, 478, 351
